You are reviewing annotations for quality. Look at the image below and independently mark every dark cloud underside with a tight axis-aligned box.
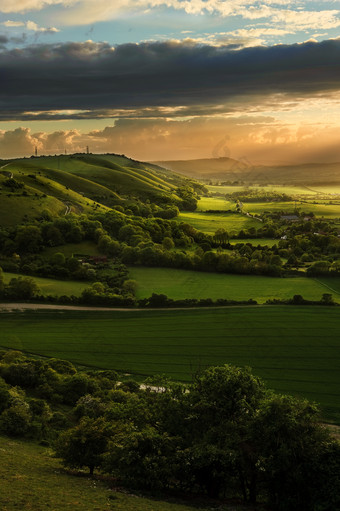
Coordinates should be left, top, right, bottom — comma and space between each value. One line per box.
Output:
1, 39, 340, 119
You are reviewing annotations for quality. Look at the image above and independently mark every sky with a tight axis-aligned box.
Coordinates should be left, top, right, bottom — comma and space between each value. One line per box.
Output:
1, 1, 340, 163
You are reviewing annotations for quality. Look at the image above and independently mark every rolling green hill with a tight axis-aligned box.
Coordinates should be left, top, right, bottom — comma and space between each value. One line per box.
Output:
0, 153, 191, 226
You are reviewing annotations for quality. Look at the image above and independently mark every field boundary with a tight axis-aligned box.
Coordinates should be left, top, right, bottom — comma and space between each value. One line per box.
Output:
0, 302, 264, 312
312, 278, 340, 296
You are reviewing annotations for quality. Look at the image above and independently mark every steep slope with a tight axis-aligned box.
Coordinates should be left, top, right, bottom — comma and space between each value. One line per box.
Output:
0, 153, 193, 226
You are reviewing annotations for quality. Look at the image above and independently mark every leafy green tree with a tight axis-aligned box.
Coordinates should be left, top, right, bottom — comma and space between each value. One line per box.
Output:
6, 277, 40, 299
162, 237, 175, 250
61, 373, 99, 405
41, 225, 64, 247
0, 266, 4, 293
14, 226, 43, 253
104, 427, 179, 490
252, 394, 334, 511
0, 399, 32, 436
50, 252, 66, 266
0, 377, 10, 413
307, 260, 331, 276
186, 365, 267, 501
122, 279, 137, 295
55, 417, 112, 475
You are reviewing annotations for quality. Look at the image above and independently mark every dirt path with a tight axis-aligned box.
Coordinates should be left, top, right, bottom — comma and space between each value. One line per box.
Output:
0, 302, 263, 313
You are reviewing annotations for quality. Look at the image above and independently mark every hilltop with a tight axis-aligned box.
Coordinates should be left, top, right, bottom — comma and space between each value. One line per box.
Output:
156, 157, 340, 185
0, 153, 201, 226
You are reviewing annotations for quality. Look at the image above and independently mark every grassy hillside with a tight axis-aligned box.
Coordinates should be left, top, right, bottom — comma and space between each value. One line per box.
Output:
1, 307, 339, 423
0, 153, 189, 226
0, 436, 225, 511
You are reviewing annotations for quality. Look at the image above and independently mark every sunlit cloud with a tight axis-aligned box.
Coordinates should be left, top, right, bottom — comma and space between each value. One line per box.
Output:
2, 20, 59, 32
1, 0, 339, 35
2, 115, 340, 163
0, 0, 67, 13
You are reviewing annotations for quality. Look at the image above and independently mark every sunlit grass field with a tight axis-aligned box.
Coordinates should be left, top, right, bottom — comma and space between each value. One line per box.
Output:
197, 197, 234, 211
3, 272, 89, 297
0, 307, 339, 423
207, 184, 315, 196
244, 201, 340, 218
177, 211, 260, 234
129, 267, 335, 303
229, 238, 278, 247
0, 193, 64, 227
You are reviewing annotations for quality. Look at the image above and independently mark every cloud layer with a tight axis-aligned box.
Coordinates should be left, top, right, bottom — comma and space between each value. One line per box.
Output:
2, 115, 340, 164
1, 39, 340, 120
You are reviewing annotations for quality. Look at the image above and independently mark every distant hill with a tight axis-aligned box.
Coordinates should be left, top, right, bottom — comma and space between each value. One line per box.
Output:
156, 158, 340, 185
0, 153, 192, 227
155, 157, 249, 179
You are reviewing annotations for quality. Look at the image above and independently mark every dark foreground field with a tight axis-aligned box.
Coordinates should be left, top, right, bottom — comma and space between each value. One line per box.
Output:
1, 436, 238, 511
0, 306, 339, 423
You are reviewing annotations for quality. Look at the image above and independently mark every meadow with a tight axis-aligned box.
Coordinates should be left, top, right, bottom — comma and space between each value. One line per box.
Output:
41, 241, 101, 258
3, 272, 89, 297
207, 184, 315, 196
203, 186, 340, 218
177, 211, 260, 234
0, 307, 339, 423
128, 267, 335, 303
0, 436, 219, 511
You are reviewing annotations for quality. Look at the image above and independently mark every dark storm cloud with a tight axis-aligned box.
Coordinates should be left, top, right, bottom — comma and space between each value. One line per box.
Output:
1, 39, 340, 119
0, 34, 9, 48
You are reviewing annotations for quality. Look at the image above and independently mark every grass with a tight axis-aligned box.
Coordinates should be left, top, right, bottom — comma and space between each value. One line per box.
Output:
0, 154, 186, 226
0, 192, 64, 227
197, 197, 234, 211
0, 436, 222, 511
3, 272, 90, 297
202, 190, 340, 219
229, 238, 278, 247
0, 307, 339, 423
207, 184, 316, 196
41, 242, 101, 258
128, 267, 335, 303
177, 212, 260, 234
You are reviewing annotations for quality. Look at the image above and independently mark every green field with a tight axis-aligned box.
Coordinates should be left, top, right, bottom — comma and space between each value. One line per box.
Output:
207, 184, 315, 196
129, 267, 336, 303
243, 201, 340, 218
229, 238, 278, 247
0, 307, 339, 423
197, 197, 234, 211
202, 189, 340, 219
41, 241, 101, 258
3, 272, 89, 297
177, 211, 260, 234
0, 436, 218, 511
